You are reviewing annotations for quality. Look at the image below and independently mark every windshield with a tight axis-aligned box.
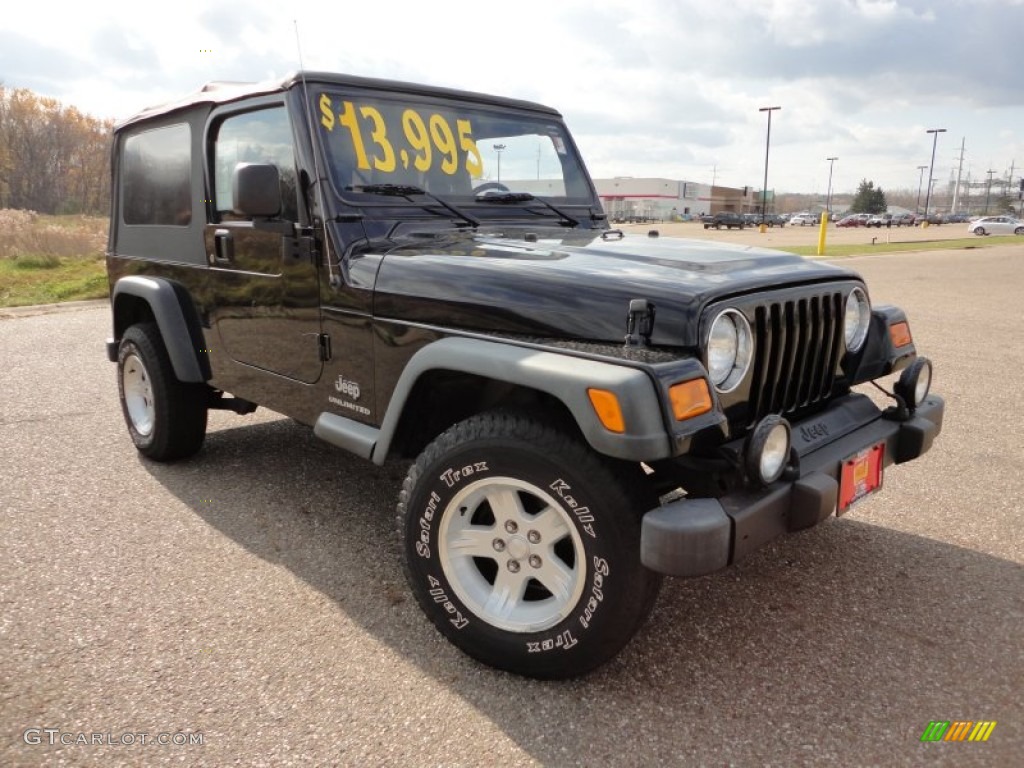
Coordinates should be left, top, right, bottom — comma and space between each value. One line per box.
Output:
315, 89, 594, 206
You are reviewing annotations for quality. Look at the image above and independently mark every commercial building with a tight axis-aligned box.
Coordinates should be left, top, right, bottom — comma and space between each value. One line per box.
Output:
592, 177, 762, 221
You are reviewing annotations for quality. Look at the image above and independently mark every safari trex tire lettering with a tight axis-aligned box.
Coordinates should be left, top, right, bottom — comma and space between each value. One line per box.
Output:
397, 411, 661, 679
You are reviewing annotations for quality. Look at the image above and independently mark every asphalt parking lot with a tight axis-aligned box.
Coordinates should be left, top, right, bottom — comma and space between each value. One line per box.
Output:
2, 244, 1021, 767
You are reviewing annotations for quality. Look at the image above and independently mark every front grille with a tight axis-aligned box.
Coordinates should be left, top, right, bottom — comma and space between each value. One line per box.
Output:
746, 292, 844, 425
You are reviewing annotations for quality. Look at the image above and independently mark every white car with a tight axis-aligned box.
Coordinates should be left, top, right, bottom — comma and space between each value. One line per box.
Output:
968, 216, 1024, 236
789, 213, 819, 226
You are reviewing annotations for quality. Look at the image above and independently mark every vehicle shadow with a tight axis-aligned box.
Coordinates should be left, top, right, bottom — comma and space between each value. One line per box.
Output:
143, 416, 1023, 766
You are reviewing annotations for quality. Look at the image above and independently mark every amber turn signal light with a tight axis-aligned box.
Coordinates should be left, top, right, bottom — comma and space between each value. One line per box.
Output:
587, 388, 626, 433
889, 321, 912, 348
669, 379, 713, 421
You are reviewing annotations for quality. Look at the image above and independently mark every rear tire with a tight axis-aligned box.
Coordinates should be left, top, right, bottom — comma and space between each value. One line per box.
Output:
398, 411, 661, 679
117, 323, 208, 461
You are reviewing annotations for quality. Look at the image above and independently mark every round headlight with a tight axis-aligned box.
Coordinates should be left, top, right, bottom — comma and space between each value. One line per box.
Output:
895, 357, 933, 411
707, 309, 753, 392
844, 287, 871, 353
746, 415, 792, 485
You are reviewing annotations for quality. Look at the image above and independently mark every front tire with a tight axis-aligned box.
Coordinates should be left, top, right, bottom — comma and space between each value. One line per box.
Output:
117, 323, 208, 461
398, 411, 661, 679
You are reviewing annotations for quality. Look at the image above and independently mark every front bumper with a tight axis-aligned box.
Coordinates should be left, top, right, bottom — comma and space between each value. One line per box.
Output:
640, 393, 944, 577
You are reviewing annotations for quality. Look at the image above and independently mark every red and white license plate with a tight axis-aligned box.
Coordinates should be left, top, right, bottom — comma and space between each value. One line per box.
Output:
837, 442, 885, 515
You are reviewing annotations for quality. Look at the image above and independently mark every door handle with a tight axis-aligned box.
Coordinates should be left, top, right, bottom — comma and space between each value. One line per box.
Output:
213, 229, 233, 263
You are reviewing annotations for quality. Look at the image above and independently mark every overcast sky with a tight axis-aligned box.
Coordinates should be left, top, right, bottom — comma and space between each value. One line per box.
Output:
2, 0, 1022, 196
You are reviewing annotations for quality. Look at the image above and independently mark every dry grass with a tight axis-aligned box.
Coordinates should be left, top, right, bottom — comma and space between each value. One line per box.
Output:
0, 210, 108, 307
0, 209, 107, 261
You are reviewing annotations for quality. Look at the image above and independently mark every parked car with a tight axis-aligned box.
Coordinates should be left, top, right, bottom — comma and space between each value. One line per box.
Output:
744, 213, 785, 227
703, 212, 746, 230
913, 213, 943, 225
842, 213, 872, 227
866, 213, 912, 228
103, 70, 944, 679
968, 216, 1024, 236
789, 213, 819, 226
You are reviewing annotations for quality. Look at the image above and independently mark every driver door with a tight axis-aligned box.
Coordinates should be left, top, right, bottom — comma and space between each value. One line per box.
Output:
205, 103, 323, 384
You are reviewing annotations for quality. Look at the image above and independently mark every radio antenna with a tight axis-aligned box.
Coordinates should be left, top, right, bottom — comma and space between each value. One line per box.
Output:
293, 19, 340, 288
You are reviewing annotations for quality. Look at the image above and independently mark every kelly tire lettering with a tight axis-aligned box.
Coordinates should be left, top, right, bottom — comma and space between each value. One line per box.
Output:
396, 410, 662, 679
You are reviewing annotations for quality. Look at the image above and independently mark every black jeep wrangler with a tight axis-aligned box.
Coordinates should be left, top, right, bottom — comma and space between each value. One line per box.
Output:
106, 72, 944, 679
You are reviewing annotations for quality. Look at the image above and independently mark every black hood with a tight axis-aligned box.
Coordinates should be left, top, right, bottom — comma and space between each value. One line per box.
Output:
369, 230, 860, 348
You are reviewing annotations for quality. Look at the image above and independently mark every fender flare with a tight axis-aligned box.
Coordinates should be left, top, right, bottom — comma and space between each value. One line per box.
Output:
371, 337, 672, 464
110, 276, 210, 382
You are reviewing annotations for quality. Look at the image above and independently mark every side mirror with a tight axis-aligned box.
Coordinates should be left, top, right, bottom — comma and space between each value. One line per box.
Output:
232, 163, 281, 217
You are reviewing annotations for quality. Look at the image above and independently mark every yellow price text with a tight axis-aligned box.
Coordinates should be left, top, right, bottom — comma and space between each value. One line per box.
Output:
319, 95, 483, 179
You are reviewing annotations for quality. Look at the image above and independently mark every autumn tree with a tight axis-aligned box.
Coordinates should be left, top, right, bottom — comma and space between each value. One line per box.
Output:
849, 179, 887, 214
0, 86, 113, 214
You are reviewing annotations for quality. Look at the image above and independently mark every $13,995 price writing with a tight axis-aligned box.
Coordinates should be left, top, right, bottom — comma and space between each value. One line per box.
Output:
319, 95, 483, 179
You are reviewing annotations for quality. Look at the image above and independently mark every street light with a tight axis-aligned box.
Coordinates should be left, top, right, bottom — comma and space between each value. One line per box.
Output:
915, 165, 928, 214
825, 157, 838, 216
759, 106, 781, 225
923, 128, 946, 217
984, 169, 996, 214
493, 143, 506, 182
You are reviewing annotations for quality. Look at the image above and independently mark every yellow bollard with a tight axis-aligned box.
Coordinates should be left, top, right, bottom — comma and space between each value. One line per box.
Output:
816, 212, 828, 256
759, 223, 767, 233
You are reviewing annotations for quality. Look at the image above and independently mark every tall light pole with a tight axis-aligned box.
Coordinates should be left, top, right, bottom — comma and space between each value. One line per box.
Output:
984, 169, 996, 214
825, 157, 838, 216
915, 165, 928, 214
759, 106, 781, 224
493, 143, 506, 182
923, 128, 946, 217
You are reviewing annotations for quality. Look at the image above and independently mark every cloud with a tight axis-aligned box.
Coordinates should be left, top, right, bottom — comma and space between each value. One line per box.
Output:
0, 30, 94, 94
91, 24, 160, 78
0, 0, 1019, 192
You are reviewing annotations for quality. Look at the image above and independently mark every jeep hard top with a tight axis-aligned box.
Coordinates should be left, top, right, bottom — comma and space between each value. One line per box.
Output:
106, 71, 944, 678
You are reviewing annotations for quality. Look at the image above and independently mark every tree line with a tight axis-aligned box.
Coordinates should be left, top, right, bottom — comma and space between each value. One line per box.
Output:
0, 86, 113, 215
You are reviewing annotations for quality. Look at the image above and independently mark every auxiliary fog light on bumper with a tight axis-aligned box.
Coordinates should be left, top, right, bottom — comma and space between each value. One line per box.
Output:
894, 357, 932, 412
745, 414, 792, 485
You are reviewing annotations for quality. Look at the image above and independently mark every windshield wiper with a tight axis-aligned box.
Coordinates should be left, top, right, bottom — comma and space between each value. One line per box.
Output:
473, 192, 580, 228
349, 183, 479, 227
474, 191, 580, 227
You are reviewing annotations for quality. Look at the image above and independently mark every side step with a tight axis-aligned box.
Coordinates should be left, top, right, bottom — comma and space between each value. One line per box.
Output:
208, 393, 258, 415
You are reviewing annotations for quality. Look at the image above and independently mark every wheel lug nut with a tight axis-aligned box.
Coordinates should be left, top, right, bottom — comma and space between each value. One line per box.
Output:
508, 560, 521, 573
529, 555, 542, 569
492, 539, 506, 552
527, 530, 541, 544
504, 521, 518, 534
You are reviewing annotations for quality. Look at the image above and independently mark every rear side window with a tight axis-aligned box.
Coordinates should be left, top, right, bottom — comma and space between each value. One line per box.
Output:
122, 123, 192, 226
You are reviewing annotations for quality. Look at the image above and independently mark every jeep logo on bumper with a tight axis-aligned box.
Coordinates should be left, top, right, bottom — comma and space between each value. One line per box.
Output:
798, 422, 830, 444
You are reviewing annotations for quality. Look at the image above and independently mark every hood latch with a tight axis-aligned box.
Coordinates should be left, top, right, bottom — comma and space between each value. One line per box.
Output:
625, 299, 656, 347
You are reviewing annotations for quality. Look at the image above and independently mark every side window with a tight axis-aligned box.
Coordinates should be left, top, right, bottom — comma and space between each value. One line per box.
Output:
212, 107, 298, 222
123, 123, 192, 226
